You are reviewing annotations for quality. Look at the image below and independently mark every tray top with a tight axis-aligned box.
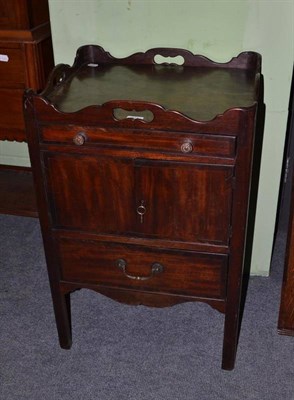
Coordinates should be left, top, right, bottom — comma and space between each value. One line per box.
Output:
43, 46, 261, 122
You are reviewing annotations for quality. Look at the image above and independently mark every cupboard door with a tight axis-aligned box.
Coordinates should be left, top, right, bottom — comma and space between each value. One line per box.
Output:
134, 159, 234, 245
44, 153, 234, 245
44, 153, 136, 233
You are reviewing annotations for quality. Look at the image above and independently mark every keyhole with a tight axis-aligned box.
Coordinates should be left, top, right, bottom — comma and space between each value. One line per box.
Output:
137, 200, 146, 223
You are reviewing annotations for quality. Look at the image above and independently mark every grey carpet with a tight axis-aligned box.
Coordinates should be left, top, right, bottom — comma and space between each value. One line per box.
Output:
0, 214, 293, 400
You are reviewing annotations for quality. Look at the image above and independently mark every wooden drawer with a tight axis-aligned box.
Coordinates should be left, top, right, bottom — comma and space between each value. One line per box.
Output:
0, 44, 25, 88
41, 125, 236, 158
57, 237, 228, 299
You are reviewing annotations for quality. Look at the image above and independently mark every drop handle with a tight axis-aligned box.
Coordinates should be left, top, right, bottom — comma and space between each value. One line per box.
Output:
116, 259, 164, 281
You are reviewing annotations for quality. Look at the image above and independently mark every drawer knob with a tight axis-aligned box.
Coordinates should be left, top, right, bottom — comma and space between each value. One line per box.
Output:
181, 141, 193, 153
73, 132, 87, 146
116, 259, 164, 281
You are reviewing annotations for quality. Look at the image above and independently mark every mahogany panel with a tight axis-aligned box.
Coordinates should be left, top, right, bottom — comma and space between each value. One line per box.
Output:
0, 43, 26, 87
44, 153, 136, 233
0, 0, 49, 30
134, 159, 234, 244
0, 89, 25, 131
0, 166, 37, 217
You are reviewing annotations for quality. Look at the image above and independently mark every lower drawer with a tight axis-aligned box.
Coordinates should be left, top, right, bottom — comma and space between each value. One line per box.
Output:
57, 237, 227, 299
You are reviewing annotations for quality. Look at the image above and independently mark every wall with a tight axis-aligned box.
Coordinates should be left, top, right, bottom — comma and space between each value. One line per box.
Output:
2, 0, 293, 275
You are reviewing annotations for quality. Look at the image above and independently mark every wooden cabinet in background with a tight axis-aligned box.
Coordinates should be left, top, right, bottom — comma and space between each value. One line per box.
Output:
278, 171, 294, 336
24, 45, 263, 370
0, 0, 54, 216
0, 0, 54, 141
0, 0, 49, 30
278, 65, 294, 336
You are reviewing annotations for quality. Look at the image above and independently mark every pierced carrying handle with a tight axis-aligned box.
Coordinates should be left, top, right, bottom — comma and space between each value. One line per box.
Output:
113, 107, 154, 123
96, 100, 193, 129
110, 101, 161, 123
116, 259, 164, 281
146, 47, 197, 66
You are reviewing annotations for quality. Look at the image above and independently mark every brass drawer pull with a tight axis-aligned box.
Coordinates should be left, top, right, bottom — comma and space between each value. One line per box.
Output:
181, 140, 193, 153
116, 259, 164, 281
73, 131, 87, 145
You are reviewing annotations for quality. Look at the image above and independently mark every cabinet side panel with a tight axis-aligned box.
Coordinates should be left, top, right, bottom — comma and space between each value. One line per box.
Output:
278, 173, 294, 335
